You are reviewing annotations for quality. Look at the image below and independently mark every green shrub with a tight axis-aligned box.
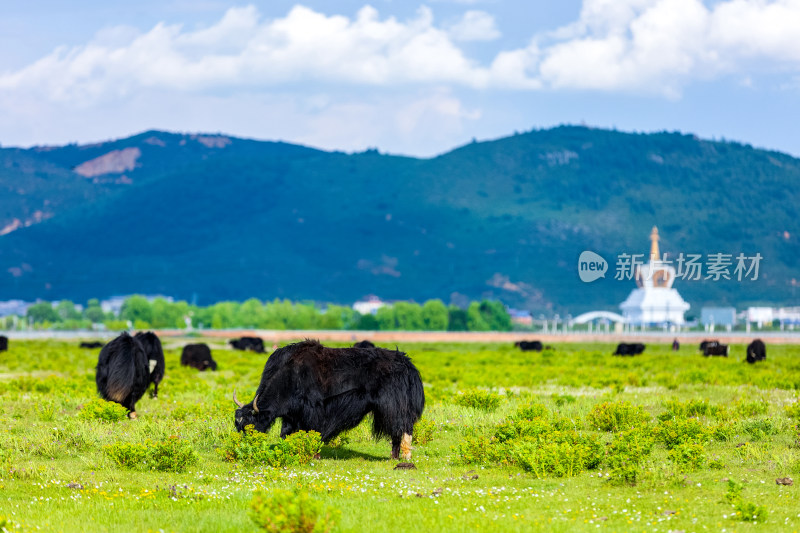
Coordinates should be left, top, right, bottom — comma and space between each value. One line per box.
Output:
785, 400, 800, 419
104, 437, 198, 472
454, 389, 502, 411
668, 441, 706, 472
514, 402, 549, 420
219, 426, 322, 467
78, 399, 129, 422
652, 418, 712, 449
454, 433, 505, 466
512, 434, 603, 478
739, 417, 781, 441
249, 488, 339, 532
733, 399, 769, 418
605, 428, 655, 485
725, 479, 767, 522
413, 417, 437, 445
586, 401, 650, 432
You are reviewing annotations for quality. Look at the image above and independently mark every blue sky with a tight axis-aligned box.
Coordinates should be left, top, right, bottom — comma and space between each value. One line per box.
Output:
1, 0, 799, 157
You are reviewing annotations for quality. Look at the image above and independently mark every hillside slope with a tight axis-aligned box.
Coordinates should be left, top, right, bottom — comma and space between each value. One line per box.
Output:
1, 126, 798, 313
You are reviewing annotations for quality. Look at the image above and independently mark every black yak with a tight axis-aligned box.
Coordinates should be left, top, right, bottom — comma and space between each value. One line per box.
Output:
0, 335, 7, 352
181, 343, 218, 371
135, 331, 165, 398
704, 343, 729, 356
514, 340, 543, 351
96, 333, 152, 418
746, 339, 766, 363
80, 341, 105, 349
229, 336, 265, 353
233, 339, 424, 461
672, 339, 680, 351
613, 343, 646, 356
699, 340, 719, 352
353, 340, 376, 349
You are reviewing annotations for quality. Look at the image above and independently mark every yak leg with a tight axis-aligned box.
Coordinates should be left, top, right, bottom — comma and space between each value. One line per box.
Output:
391, 433, 413, 460
400, 433, 412, 461
151, 381, 159, 399
280, 418, 297, 438
391, 436, 401, 459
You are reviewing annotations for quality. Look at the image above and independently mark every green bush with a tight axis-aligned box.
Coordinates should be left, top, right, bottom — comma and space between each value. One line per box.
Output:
605, 428, 655, 485
413, 417, 437, 445
586, 401, 650, 431
668, 441, 706, 472
249, 488, 339, 532
219, 426, 322, 467
785, 400, 800, 419
514, 402, 549, 420
454, 389, 502, 412
652, 418, 712, 449
725, 480, 767, 522
512, 434, 602, 478
739, 417, 781, 441
78, 399, 129, 422
104, 437, 198, 472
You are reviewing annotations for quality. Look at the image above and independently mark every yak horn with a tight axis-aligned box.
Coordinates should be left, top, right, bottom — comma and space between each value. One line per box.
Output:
232, 389, 244, 408
253, 393, 260, 414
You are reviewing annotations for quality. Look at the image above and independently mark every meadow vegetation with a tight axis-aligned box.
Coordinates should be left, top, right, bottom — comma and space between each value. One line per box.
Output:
1, 338, 799, 531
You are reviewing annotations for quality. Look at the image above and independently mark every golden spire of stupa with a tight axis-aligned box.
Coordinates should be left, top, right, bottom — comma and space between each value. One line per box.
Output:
649, 226, 660, 262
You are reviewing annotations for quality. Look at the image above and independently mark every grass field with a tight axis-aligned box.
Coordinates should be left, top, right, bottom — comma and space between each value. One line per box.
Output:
1, 338, 800, 532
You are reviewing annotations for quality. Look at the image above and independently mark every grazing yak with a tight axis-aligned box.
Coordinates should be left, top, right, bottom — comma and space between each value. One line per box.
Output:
515, 340, 543, 352
229, 336, 266, 353
613, 343, 646, 356
0, 335, 7, 352
233, 339, 424, 461
135, 331, 165, 398
181, 343, 218, 371
353, 340, 376, 349
746, 339, 766, 363
703, 343, 729, 357
96, 332, 159, 418
699, 340, 719, 352
80, 341, 105, 349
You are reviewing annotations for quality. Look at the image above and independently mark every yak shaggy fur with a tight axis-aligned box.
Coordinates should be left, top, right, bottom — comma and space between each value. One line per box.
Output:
135, 331, 165, 398
95, 332, 152, 416
234, 339, 425, 460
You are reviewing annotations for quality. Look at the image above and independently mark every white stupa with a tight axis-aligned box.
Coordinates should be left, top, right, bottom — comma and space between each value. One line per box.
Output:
620, 227, 690, 325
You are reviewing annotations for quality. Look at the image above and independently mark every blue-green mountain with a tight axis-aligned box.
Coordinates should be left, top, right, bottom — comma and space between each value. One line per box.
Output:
1, 126, 798, 314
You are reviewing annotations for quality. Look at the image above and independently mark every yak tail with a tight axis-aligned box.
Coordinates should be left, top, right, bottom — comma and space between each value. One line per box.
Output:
101, 335, 138, 403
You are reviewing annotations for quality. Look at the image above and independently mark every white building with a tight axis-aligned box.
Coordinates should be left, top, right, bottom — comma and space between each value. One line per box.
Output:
353, 295, 387, 315
620, 227, 690, 325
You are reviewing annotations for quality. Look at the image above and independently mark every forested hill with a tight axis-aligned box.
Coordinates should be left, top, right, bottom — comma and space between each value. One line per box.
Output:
1, 126, 798, 314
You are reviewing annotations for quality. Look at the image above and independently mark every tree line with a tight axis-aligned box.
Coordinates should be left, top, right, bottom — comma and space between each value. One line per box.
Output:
7, 297, 512, 332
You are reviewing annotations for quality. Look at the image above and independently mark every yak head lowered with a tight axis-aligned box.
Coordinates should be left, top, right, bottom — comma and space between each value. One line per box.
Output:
232, 389, 274, 433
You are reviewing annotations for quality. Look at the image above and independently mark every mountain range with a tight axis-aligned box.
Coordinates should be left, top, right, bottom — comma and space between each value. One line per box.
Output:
1, 126, 799, 315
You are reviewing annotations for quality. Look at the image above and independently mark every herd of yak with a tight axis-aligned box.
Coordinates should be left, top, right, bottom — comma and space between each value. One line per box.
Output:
515, 336, 768, 363
0, 332, 773, 461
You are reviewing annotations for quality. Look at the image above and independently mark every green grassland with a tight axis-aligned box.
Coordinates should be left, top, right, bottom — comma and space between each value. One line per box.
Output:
1, 339, 800, 532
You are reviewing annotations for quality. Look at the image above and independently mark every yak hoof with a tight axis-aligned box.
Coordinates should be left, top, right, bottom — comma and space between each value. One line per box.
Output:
394, 462, 416, 470
128, 411, 138, 419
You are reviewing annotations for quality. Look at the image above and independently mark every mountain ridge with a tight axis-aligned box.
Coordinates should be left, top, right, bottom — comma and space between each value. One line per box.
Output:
1, 125, 798, 314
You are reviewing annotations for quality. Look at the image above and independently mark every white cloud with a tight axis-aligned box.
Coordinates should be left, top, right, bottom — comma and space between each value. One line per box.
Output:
447, 10, 501, 41
532, 0, 800, 95
2, 1, 800, 103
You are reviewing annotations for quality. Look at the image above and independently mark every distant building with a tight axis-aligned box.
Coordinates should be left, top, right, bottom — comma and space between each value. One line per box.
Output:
620, 227, 690, 325
353, 295, 387, 315
0, 300, 31, 317
747, 307, 774, 326
746, 306, 800, 326
701, 307, 736, 327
